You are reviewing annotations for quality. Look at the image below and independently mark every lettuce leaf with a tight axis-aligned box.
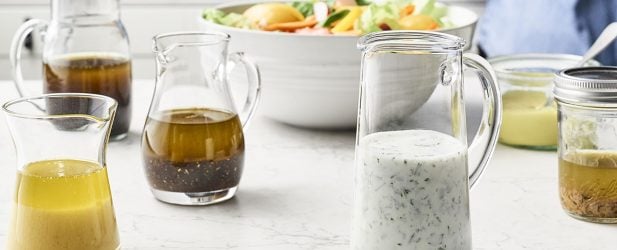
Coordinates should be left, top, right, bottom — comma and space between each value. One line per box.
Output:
356, 0, 453, 33
414, 0, 435, 15
202, 8, 252, 29
356, 0, 374, 5
291, 1, 314, 17
202, 8, 226, 23
320, 9, 351, 27
427, 2, 449, 26
414, 0, 452, 28
356, 2, 402, 33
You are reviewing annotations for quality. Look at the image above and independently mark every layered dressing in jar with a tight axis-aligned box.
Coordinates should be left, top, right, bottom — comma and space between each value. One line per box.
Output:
560, 150, 617, 222
554, 66, 617, 223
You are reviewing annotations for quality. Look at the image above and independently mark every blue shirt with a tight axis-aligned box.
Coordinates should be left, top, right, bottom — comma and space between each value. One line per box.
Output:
478, 0, 617, 65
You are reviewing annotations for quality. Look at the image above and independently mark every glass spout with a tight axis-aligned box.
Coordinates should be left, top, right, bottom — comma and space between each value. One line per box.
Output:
150, 32, 234, 114
153, 32, 230, 63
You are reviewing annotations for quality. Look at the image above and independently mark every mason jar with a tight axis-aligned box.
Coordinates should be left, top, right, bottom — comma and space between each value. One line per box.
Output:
554, 66, 617, 223
490, 54, 599, 150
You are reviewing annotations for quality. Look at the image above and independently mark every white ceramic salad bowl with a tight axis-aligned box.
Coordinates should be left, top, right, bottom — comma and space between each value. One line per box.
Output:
199, 1, 478, 129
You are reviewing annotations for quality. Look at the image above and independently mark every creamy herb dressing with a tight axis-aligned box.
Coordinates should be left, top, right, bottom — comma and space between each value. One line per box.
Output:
352, 130, 471, 250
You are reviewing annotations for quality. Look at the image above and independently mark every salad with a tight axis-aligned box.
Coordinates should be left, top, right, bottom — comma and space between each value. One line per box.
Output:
203, 0, 454, 35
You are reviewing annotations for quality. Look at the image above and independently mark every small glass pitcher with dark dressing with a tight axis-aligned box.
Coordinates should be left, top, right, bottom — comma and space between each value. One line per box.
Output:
143, 32, 261, 205
10, 0, 132, 140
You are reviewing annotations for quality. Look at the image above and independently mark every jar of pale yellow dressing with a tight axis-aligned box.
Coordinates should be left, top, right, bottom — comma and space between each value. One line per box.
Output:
489, 54, 599, 150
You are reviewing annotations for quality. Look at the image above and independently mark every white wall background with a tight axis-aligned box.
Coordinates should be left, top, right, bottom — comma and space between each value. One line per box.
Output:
0, 0, 485, 80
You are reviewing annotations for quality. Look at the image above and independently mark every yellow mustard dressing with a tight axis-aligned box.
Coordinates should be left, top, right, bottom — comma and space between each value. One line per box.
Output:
499, 90, 558, 148
7, 159, 120, 250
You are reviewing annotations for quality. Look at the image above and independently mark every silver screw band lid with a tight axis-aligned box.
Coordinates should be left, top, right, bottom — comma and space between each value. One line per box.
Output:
553, 66, 617, 105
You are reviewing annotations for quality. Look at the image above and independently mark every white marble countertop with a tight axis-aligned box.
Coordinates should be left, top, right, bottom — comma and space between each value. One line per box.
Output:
0, 80, 615, 250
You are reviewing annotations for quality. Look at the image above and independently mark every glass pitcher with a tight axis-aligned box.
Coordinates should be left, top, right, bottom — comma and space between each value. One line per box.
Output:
352, 31, 502, 249
3, 93, 120, 250
10, 0, 132, 140
142, 32, 261, 205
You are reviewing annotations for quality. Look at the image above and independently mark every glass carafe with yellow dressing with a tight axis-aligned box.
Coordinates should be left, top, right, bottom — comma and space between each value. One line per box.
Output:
3, 93, 120, 250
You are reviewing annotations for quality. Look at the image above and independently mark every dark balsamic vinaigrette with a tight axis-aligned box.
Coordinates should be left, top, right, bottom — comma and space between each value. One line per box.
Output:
142, 108, 245, 193
44, 54, 132, 137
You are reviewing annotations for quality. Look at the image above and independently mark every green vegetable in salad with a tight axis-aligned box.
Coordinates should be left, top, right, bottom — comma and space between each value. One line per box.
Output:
291, 1, 315, 17
355, 0, 373, 5
202, 0, 455, 34
416, 0, 449, 26
415, 0, 435, 15
356, 2, 401, 33
325, 0, 337, 6
203, 8, 251, 29
202, 8, 225, 22
320, 9, 351, 28
356, 0, 453, 33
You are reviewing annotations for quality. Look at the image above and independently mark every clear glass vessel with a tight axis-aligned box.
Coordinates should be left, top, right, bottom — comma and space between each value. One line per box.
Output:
490, 54, 599, 150
10, 0, 132, 140
352, 31, 502, 250
143, 32, 261, 205
3, 93, 120, 250
554, 66, 617, 223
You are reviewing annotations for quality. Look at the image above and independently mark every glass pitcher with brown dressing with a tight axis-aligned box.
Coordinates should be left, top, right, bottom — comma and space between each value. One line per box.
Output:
143, 32, 261, 205
10, 0, 132, 140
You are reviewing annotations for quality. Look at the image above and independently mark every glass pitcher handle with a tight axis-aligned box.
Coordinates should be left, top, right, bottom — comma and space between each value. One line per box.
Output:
463, 53, 503, 188
228, 52, 262, 128
10, 18, 47, 97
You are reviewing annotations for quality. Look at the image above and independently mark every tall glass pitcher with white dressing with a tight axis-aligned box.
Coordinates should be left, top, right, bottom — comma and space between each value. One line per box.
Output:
352, 31, 502, 249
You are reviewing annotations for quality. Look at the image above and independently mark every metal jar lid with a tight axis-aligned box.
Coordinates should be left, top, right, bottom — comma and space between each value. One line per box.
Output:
553, 66, 617, 105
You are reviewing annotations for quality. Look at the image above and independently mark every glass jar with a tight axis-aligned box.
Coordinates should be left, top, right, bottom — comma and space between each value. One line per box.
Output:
554, 67, 617, 223
490, 54, 599, 150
